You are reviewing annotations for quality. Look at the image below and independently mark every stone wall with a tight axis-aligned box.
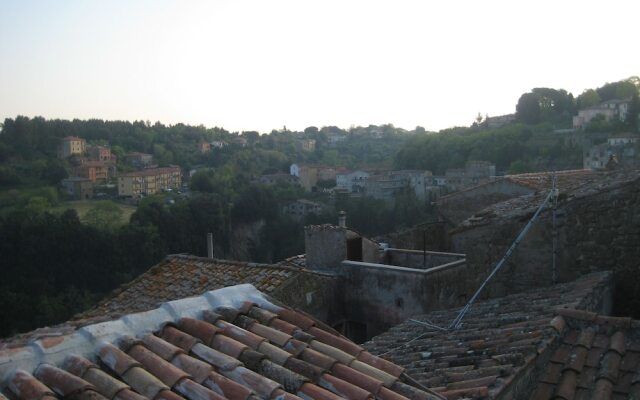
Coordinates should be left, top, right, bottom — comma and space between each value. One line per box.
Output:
271, 271, 344, 326
304, 225, 347, 271
438, 179, 535, 224
381, 222, 451, 252
340, 260, 473, 339
450, 174, 640, 317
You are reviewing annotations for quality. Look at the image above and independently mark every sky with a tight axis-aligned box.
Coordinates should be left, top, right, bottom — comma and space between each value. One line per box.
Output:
0, 0, 638, 133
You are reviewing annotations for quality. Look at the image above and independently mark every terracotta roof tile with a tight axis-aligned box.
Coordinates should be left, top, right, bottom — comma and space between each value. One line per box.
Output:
362, 272, 625, 400
529, 311, 640, 400
73, 255, 308, 323
0, 285, 436, 400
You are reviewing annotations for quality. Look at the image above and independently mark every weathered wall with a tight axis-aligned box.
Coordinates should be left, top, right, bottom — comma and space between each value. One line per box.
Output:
451, 175, 640, 317
385, 248, 465, 269
272, 271, 344, 326
362, 236, 382, 263
438, 179, 535, 224
304, 225, 347, 272
381, 222, 451, 252
340, 261, 473, 339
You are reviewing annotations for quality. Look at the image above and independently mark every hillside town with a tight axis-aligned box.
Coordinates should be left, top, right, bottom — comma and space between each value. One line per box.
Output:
1, 1, 640, 398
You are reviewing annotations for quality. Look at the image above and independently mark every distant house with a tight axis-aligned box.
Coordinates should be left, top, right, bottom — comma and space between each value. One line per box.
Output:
198, 141, 211, 153
445, 161, 496, 191
230, 137, 248, 147
573, 98, 630, 129
58, 136, 86, 158
300, 139, 316, 152
327, 133, 347, 146
336, 170, 369, 193
61, 177, 94, 200
210, 140, 228, 149
584, 139, 639, 170
485, 114, 516, 129
607, 133, 639, 146
118, 166, 182, 197
124, 152, 153, 168
290, 163, 339, 191
258, 173, 300, 186
284, 199, 323, 221
88, 145, 112, 162
74, 160, 116, 183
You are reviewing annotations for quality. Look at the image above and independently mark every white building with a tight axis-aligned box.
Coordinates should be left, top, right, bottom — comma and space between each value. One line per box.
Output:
336, 170, 369, 193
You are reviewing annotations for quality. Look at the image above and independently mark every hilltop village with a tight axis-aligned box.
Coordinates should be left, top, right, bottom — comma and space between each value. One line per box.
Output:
0, 77, 639, 399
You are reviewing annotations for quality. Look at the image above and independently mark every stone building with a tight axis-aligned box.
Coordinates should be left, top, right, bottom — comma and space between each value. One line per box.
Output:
118, 166, 182, 197
58, 136, 86, 158
61, 177, 94, 200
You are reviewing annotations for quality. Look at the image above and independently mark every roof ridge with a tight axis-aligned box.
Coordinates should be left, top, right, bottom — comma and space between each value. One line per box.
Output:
0, 284, 278, 378
167, 253, 308, 272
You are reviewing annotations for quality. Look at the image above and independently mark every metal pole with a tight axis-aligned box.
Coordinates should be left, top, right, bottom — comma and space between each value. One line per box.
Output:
423, 230, 427, 269
207, 233, 214, 259
449, 189, 555, 330
552, 174, 558, 283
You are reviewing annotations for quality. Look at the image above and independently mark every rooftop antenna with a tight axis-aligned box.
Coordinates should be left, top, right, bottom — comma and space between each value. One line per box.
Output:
448, 186, 557, 330
551, 172, 559, 283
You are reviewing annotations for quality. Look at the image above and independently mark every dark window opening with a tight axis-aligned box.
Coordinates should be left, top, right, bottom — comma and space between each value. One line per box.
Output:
333, 320, 368, 344
347, 237, 363, 261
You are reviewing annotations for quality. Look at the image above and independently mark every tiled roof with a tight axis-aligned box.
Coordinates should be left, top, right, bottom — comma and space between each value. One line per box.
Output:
0, 285, 443, 400
455, 170, 640, 232
503, 169, 601, 192
531, 309, 640, 400
362, 272, 612, 399
119, 166, 181, 177
76, 255, 305, 323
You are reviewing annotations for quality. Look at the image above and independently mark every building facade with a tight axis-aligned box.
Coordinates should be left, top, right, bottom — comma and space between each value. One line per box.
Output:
61, 177, 94, 200
124, 152, 153, 168
58, 136, 86, 158
336, 170, 370, 193
573, 98, 630, 129
118, 166, 182, 197
284, 199, 323, 220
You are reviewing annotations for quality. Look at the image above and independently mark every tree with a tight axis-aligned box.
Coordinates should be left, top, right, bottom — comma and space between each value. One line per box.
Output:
516, 92, 541, 124
83, 201, 124, 231
576, 89, 601, 109
190, 170, 215, 192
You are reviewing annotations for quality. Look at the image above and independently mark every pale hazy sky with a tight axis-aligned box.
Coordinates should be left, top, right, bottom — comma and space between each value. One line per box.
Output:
0, 1, 638, 132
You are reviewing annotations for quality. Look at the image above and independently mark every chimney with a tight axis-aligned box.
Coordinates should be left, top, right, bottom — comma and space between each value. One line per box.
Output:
338, 211, 347, 228
207, 233, 214, 259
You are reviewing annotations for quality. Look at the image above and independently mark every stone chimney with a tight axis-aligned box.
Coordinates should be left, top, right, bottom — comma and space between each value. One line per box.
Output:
304, 224, 347, 272
338, 211, 347, 228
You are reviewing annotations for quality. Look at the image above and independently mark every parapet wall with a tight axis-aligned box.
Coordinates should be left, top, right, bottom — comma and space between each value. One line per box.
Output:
339, 259, 471, 339
384, 248, 465, 269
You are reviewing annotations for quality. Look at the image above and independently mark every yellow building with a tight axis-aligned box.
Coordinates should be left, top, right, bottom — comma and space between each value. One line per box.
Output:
118, 166, 182, 197
58, 136, 86, 158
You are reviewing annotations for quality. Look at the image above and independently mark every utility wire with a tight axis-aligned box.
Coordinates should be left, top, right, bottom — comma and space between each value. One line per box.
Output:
378, 181, 560, 357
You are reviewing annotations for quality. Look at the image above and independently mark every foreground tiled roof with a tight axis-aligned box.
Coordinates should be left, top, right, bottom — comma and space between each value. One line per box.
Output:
531, 308, 640, 400
0, 285, 443, 400
363, 272, 613, 399
76, 255, 305, 322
